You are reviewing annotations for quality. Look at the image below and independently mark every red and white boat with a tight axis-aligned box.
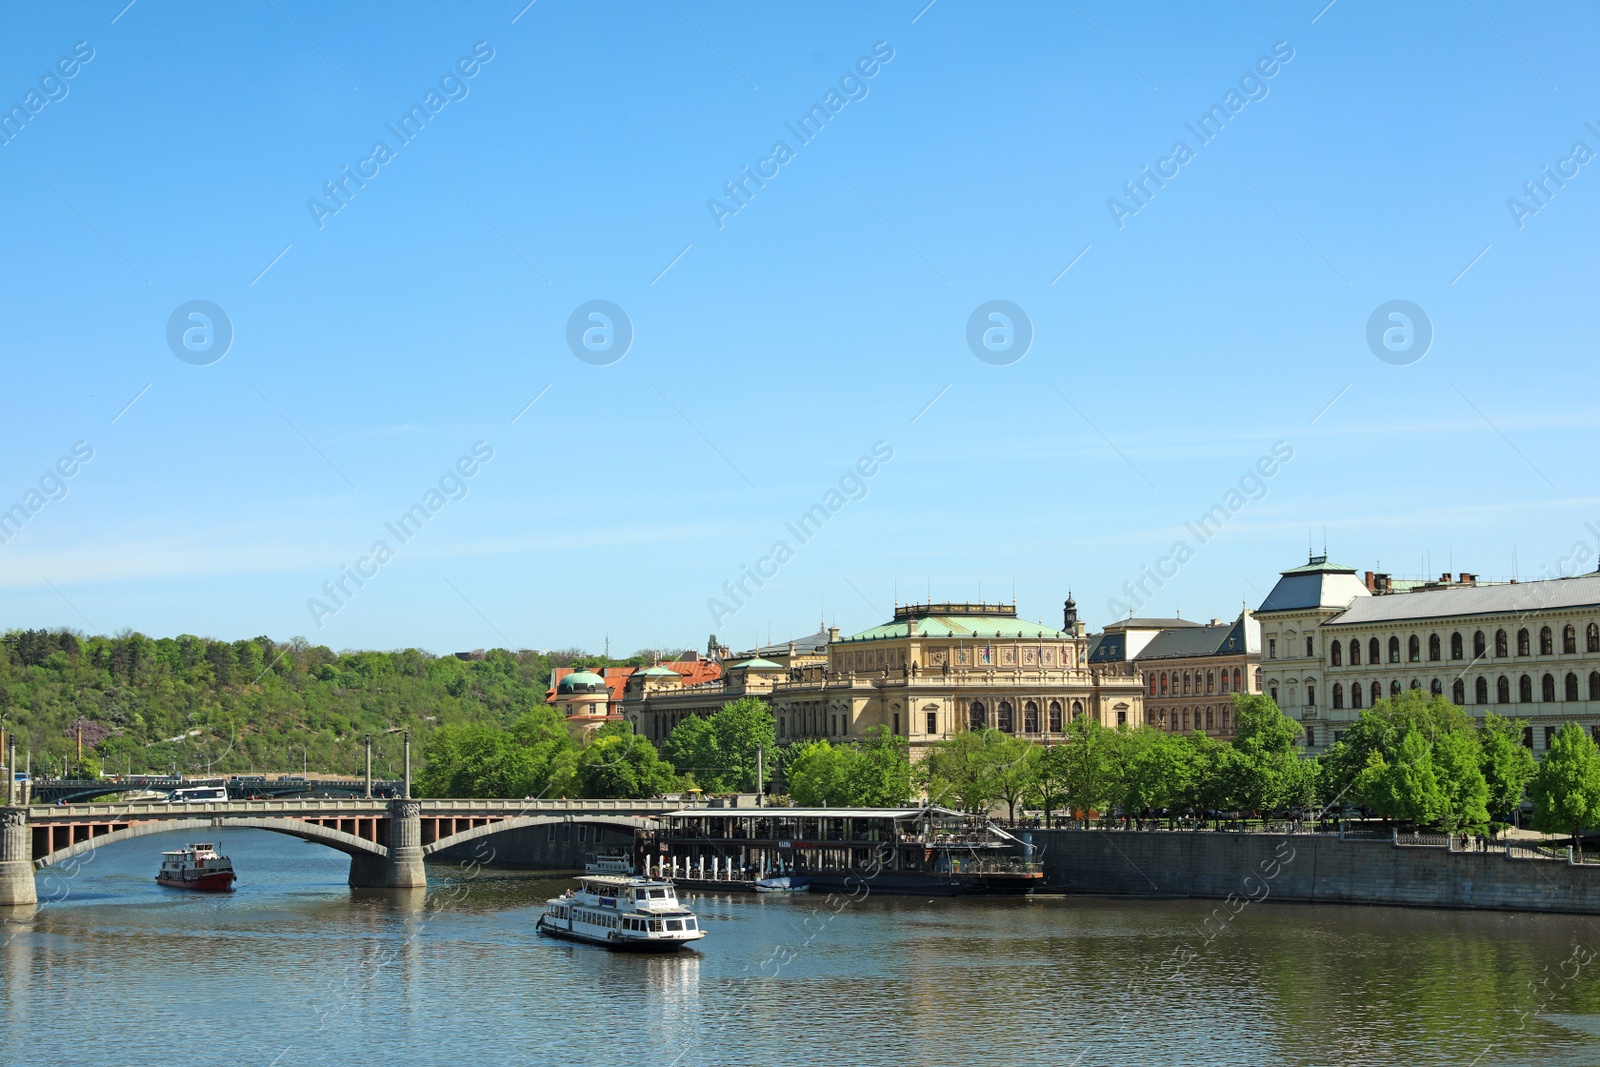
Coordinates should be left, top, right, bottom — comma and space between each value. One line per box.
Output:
155, 843, 237, 892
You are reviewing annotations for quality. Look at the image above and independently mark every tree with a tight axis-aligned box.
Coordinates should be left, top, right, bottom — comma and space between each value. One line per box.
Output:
784, 740, 850, 807
1479, 712, 1536, 834
574, 724, 679, 799
1529, 721, 1600, 857
1355, 725, 1447, 827
1229, 694, 1314, 817
1323, 690, 1489, 830
848, 726, 913, 807
985, 735, 1040, 824
920, 728, 1006, 814
417, 707, 575, 799
1055, 716, 1118, 821
661, 697, 776, 794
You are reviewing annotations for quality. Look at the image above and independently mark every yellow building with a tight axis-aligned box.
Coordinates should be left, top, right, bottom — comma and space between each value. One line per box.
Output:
625, 599, 1144, 754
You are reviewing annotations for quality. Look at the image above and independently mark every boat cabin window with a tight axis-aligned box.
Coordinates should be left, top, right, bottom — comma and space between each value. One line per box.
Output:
650, 888, 670, 899
666, 920, 683, 931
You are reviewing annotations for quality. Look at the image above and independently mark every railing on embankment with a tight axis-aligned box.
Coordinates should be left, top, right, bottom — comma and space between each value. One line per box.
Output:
1029, 827, 1600, 916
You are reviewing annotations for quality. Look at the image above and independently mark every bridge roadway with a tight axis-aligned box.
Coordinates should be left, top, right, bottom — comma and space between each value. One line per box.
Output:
0, 797, 684, 907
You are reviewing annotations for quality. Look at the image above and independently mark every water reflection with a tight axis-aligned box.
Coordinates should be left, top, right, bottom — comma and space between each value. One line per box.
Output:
8, 832, 1600, 1065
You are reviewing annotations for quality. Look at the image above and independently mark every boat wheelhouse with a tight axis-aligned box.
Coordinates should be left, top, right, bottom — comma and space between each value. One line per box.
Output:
536, 874, 706, 952
649, 805, 1041, 896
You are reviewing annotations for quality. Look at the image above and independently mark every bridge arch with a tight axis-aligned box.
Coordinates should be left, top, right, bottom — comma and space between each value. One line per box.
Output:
420, 815, 653, 858
35, 817, 388, 870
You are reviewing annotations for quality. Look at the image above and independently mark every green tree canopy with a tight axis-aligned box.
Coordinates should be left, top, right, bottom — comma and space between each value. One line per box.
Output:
573, 724, 680, 799
661, 697, 776, 793
1529, 721, 1600, 854
1479, 711, 1537, 831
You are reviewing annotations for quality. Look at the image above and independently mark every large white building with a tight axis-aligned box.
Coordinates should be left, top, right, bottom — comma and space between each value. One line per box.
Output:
1256, 554, 1600, 755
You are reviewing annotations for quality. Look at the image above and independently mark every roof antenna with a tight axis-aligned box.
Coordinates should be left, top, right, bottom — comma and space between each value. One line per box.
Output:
1322, 525, 1327, 556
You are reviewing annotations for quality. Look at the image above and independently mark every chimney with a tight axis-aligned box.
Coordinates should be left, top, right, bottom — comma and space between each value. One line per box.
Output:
827, 626, 840, 643
1440, 573, 1451, 583
907, 619, 918, 638
1364, 571, 1376, 592
1458, 573, 1475, 585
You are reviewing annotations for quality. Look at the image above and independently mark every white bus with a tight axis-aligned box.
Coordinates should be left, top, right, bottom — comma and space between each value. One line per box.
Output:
166, 786, 229, 804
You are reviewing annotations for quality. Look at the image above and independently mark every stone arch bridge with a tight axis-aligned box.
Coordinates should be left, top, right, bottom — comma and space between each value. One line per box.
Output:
0, 797, 677, 907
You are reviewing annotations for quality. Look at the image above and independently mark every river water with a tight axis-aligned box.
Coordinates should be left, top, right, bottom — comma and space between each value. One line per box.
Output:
5, 829, 1600, 1066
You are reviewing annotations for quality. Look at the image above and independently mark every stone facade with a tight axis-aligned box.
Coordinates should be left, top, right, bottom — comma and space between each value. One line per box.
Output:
625, 600, 1145, 754
1257, 555, 1600, 756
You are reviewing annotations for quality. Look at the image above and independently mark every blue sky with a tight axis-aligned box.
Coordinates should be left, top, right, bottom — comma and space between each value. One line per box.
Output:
2, 1, 1597, 656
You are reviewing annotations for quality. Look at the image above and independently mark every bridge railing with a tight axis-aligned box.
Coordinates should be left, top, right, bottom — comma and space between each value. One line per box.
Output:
32, 797, 694, 819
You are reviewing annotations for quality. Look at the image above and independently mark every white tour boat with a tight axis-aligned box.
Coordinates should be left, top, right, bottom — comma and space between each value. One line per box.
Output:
536, 874, 706, 952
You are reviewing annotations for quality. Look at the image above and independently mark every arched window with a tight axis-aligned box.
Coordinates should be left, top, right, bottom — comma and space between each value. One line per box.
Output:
1206, 670, 1214, 694
1452, 679, 1465, 704
1221, 671, 1231, 693
1205, 708, 1214, 730
1565, 625, 1578, 654
1148, 674, 1157, 695
1542, 674, 1556, 702
1332, 683, 1344, 709
1183, 673, 1191, 695
969, 701, 986, 729
1160, 673, 1168, 695
1254, 668, 1262, 690
1451, 632, 1463, 661
1071, 699, 1084, 720
1369, 638, 1381, 665
1591, 672, 1600, 701
1475, 677, 1488, 704
1428, 634, 1441, 661
1331, 643, 1342, 666
1519, 675, 1533, 703
1430, 679, 1442, 696
1388, 636, 1401, 664
1235, 668, 1244, 691
1048, 700, 1063, 732
1182, 709, 1190, 731
1410, 679, 1421, 690
1371, 681, 1382, 705
1351, 684, 1363, 709
1495, 630, 1509, 657
1497, 676, 1511, 704
1517, 628, 1531, 656
1409, 635, 1421, 662
1540, 626, 1554, 655
1590, 623, 1600, 653
1390, 680, 1402, 696
1024, 700, 1039, 733
1349, 640, 1361, 665
1474, 631, 1487, 658
1566, 673, 1580, 702
997, 700, 1014, 732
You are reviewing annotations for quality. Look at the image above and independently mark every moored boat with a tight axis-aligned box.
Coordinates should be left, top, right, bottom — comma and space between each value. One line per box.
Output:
753, 875, 810, 893
155, 843, 237, 892
536, 874, 705, 952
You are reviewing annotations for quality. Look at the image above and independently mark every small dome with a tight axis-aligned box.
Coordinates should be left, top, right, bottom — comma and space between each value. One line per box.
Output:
730, 657, 784, 670
557, 670, 607, 695
638, 666, 680, 677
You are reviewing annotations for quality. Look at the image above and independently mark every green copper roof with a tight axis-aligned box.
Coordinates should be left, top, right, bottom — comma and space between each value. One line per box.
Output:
1279, 555, 1357, 576
637, 666, 680, 676
728, 657, 784, 669
842, 615, 1071, 642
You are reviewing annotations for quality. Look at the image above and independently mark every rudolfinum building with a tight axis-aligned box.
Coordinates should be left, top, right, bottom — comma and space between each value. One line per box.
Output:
624, 599, 1145, 755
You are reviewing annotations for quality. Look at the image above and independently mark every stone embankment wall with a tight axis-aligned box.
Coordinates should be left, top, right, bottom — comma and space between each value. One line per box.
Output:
1030, 829, 1600, 915
429, 822, 634, 871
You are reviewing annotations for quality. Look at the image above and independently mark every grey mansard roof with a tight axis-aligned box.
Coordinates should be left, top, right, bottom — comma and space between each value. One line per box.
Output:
1256, 555, 1372, 614
1323, 575, 1600, 626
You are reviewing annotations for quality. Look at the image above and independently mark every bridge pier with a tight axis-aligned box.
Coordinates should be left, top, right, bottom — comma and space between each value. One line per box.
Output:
348, 800, 426, 889
0, 808, 36, 908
